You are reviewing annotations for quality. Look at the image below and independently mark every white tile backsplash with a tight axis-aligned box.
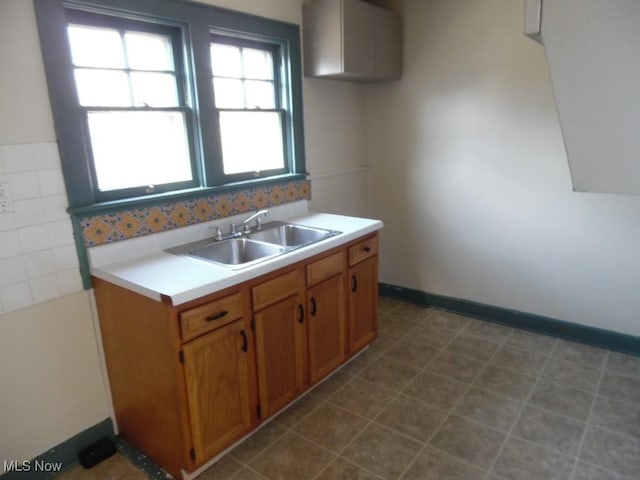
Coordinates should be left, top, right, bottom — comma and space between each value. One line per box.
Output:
0, 141, 82, 314
8, 171, 41, 200
0, 281, 33, 313
31, 142, 61, 170
30, 274, 61, 304
37, 169, 65, 196
24, 250, 57, 279
57, 269, 83, 296
53, 244, 79, 270
0, 230, 21, 260
19, 224, 50, 253
14, 198, 46, 227
1, 144, 36, 172
0, 256, 28, 286
43, 194, 69, 222
47, 219, 73, 247
0, 212, 16, 231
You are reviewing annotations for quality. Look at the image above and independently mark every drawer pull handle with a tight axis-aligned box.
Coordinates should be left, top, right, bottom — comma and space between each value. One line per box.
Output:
310, 297, 317, 316
351, 275, 358, 292
363, 246, 371, 252
298, 304, 305, 324
240, 330, 248, 352
206, 310, 228, 322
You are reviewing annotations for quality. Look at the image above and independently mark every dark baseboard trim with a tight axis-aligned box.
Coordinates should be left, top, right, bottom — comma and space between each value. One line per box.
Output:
1, 418, 114, 480
379, 283, 640, 357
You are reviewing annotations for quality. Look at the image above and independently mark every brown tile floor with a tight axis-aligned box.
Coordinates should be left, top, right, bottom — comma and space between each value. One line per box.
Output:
57, 298, 640, 480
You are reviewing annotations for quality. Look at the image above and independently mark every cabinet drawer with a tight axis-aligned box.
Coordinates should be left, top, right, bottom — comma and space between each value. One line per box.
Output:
180, 293, 243, 342
252, 270, 299, 311
306, 251, 344, 287
348, 235, 378, 266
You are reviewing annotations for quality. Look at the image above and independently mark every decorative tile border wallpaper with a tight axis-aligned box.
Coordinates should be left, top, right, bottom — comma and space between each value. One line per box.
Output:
80, 180, 311, 247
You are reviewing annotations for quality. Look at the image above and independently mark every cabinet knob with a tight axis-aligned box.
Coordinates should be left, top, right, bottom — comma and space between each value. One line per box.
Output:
363, 246, 371, 252
297, 304, 305, 324
351, 275, 358, 292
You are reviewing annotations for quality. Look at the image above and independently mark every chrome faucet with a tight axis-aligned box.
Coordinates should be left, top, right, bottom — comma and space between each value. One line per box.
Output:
240, 209, 269, 233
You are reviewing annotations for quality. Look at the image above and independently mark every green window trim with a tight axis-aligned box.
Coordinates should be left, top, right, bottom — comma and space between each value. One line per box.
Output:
33, 0, 306, 210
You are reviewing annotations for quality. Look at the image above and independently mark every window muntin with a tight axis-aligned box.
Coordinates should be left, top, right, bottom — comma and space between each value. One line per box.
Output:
67, 25, 179, 107
210, 38, 287, 178
66, 18, 194, 195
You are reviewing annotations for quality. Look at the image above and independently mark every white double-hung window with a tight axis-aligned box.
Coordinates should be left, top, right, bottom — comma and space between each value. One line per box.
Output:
34, 0, 306, 208
66, 15, 195, 196
211, 38, 286, 179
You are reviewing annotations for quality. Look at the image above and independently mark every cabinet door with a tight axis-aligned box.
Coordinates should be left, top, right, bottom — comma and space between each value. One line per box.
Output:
182, 319, 252, 463
254, 295, 306, 418
348, 256, 379, 354
307, 274, 346, 384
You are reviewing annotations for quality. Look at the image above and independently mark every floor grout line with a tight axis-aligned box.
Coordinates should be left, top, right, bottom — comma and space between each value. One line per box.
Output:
568, 350, 609, 480
68, 300, 639, 480
395, 314, 513, 480
483, 331, 559, 479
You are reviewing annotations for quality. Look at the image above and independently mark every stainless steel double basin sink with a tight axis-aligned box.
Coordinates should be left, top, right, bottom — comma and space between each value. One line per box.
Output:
166, 221, 341, 269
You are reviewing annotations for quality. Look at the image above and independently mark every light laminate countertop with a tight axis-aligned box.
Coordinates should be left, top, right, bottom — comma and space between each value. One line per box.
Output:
89, 209, 383, 306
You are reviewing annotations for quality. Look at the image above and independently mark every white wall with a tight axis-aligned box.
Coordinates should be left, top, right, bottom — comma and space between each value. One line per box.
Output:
0, 0, 368, 464
366, 0, 640, 337
0, 291, 109, 461
0, 0, 110, 464
305, 78, 368, 217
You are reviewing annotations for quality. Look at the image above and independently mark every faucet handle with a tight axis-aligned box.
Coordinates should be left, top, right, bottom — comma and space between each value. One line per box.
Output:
230, 223, 237, 234
214, 226, 223, 241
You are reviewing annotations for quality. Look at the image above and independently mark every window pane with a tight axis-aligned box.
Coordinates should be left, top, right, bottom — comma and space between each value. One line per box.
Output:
125, 31, 174, 71
243, 48, 273, 80
245, 80, 275, 109
68, 24, 125, 68
213, 78, 244, 108
74, 69, 131, 107
87, 111, 192, 191
211, 43, 242, 77
219, 111, 284, 175
131, 72, 178, 107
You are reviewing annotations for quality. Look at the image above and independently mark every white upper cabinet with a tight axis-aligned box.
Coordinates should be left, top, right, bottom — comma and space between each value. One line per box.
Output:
303, 0, 402, 82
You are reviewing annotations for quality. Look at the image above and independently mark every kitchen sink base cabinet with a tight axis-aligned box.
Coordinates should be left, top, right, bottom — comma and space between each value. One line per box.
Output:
253, 293, 307, 418
93, 233, 378, 478
182, 318, 254, 463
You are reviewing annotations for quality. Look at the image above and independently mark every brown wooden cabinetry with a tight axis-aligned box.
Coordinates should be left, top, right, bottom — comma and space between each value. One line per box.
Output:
252, 270, 306, 418
93, 231, 379, 478
348, 236, 379, 354
306, 252, 346, 384
182, 318, 253, 462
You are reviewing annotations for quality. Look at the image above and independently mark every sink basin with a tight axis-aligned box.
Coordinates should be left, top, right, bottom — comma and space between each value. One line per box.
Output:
170, 238, 285, 268
165, 221, 341, 269
249, 222, 340, 247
